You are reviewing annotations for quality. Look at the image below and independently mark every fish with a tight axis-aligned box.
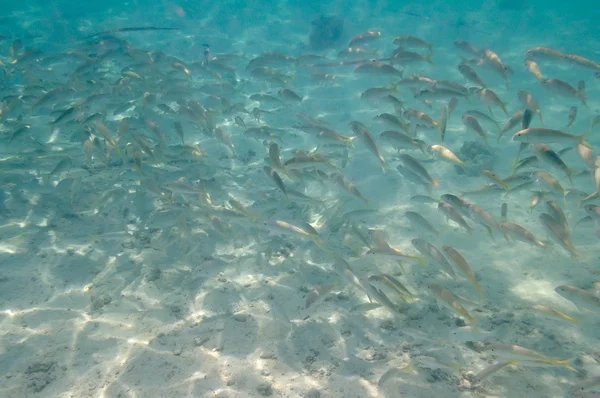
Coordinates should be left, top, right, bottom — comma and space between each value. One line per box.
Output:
524, 59, 544, 81
330, 172, 369, 204
462, 114, 489, 143
530, 144, 573, 183
517, 91, 543, 123
442, 246, 483, 299
349, 121, 386, 171
458, 64, 486, 87
438, 202, 473, 233
469, 361, 516, 387
430, 145, 465, 167
542, 78, 587, 105
465, 203, 501, 239
399, 154, 440, 189
405, 211, 439, 235
354, 62, 403, 78
485, 344, 576, 371
555, 285, 600, 313
427, 283, 476, 324
349, 31, 382, 46
531, 304, 581, 324
380, 130, 426, 153
512, 128, 591, 148
83, 26, 180, 39
392, 35, 433, 51
566, 106, 577, 128
499, 222, 546, 248
264, 166, 288, 200
539, 213, 579, 259
367, 229, 425, 265
390, 50, 434, 66
411, 238, 456, 278
454, 40, 481, 57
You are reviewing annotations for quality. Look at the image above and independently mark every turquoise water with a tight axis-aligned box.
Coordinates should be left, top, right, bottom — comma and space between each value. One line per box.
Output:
1, 1, 600, 397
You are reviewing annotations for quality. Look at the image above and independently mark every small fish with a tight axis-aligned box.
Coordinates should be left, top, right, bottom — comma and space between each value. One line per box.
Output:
330, 172, 369, 204
354, 62, 403, 78
555, 285, 600, 313
403, 109, 439, 130
500, 203, 508, 222
479, 49, 511, 86
485, 344, 576, 371
462, 114, 488, 143
278, 88, 303, 103
517, 91, 544, 123
470, 361, 516, 387
524, 59, 544, 81
531, 144, 573, 183
473, 88, 508, 116
454, 40, 480, 57
430, 145, 465, 167
390, 50, 434, 66
458, 64, 486, 87
411, 195, 439, 204
46, 157, 73, 183
405, 211, 439, 235
438, 202, 473, 233
534, 171, 565, 196
448, 97, 459, 118
525, 47, 566, 62
349, 31, 382, 46
566, 106, 577, 128
427, 283, 476, 324
264, 166, 287, 200
563, 54, 600, 73
380, 130, 426, 153
367, 229, 425, 264
499, 222, 546, 248
449, 326, 495, 342
338, 47, 378, 58
465, 203, 500, 239
412, 239, 456, 278
399, 154, 439, 189
539, 213, 579, 259
369, 274, 415, 303
442, 246, 483, 299
542, 78, 587, 105
349, 121, 386, 171
545, 199, 568, 228
531, 304, 581, 324
392, 35, 433, 51
439, 105, 448, 142
512, 128, 590, 148
481, 170, 509, 191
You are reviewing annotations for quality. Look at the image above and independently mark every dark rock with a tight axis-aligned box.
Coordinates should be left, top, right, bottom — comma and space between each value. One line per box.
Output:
256, 381, 273, 396
457, 140, 496, 176
309, 15, 344, 51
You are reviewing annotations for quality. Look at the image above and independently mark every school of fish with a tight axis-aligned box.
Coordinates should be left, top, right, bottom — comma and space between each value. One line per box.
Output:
1, 25, 600, 396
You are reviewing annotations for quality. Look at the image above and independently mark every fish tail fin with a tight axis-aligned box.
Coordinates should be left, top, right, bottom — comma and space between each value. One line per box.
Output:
425, 55, 435, 66
558, 358, 578, 372
400, 360, 417, 375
